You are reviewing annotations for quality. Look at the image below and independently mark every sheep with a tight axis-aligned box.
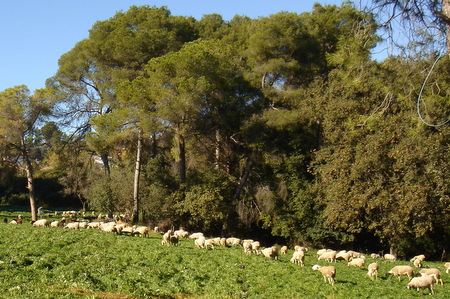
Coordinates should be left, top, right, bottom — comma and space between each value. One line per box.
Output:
204, 238, 215, 250
336, 251, 352, 262
262, 246, 278, 260
32, 219, 49, 227
367, 262, 379, 280
318, 250, 337, 263
174, 229, 189, 239
290, 250, 305, 266
169, 235, 179, 246
312, 265, 336, 286
243, 241, 252, 254
294, 245, 308, 252
280, 246, 288, 255
317, 249, 331, 257
121, 226, 135, 235
189, 232, 204, 240
219, 238, 227, 247
87, 221, 101, 229
419, 268, 444, 285
348, 258, 365, 268
387, 265, 414, 281
64, 222, 80, 230
99, 223, 117, 233
370, 253, 381, 259
407, 275, 435, 295
161, 231, 171, 246
195, 235, 206, 248
50, 220, 62, 227
251, 241, 261, 254
9, 215, 23, 225
134, 226, 150, 237
445, 262, 450, 274
153, 226, 160, 234
384, 253, 396, 261
411, 254, 425, 268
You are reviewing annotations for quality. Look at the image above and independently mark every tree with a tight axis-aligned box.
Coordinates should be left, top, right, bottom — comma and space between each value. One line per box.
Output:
364, 0, 450, 52
0, 86, 53, 221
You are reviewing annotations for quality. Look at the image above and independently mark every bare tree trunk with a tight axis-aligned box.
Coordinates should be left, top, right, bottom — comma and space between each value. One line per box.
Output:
215, 129, 221, 170
100, 153, 111, 177
132, 128, 143, 223
21, 138, 37, 221
178, 133, 186, 185
442, 0, 450, 51
233, 151, 255, 201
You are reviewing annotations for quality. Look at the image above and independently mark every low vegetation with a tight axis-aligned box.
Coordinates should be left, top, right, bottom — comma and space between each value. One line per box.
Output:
0, 211, 449, 298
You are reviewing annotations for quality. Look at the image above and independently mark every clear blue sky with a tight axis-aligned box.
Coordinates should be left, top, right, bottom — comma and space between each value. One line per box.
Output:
0, 0, 346, 93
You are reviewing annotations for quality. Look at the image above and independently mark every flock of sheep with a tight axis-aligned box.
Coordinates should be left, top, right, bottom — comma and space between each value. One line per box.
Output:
8, 213, 450, 295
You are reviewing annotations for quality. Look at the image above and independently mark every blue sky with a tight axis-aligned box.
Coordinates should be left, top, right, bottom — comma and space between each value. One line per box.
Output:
0, 0, 346, 93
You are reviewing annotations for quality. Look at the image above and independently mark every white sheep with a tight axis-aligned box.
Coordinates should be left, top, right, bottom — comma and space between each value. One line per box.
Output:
99, 223, 117, 233
134, 226, 150, 237
370, 253, 381, 259
262, 246, 278, 260
445, 262, 450, 274
317, 249, 331, 257
251, 241, 261, 254
64, 222, 80, 230
336, 251, 352, 262
318, 250, 336, 263
419, 268, 443, 285
348, 258, 365, 268
290, 250, 305, 266
219, 238, 227, 247
161, 231, 171, 246
189, 232, 204, 240
195, 235, 206, 248
32, 219, 49, 227
174, 229, 189, 239
243, 241, 252, 254
407, 275, 435, 295
411, 254, 425, 268
367, 262, 378, 280
87, 221, 101, 229
280, 246, 288, 255
387, 265, 414, 281
204, 238, 215, 250
312, 265, 336, 286
384, 253, 396, 261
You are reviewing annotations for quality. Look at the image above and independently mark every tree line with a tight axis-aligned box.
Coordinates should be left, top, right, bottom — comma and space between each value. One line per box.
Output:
1, 3, 449, 258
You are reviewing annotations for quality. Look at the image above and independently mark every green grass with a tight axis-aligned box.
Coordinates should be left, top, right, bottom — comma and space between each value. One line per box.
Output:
0, 215, 448, 298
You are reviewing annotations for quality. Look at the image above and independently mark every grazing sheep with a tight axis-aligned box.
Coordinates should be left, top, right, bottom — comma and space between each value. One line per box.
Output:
32, 219, 49, 227
407, 275, 435, 295
348, 258, 365, 268
87, 221, 101, 229
174, 229, 189, 239
445, 262, 450, 274
262, 246, 278, 260
99, 223, 117, 233
290, 250, 305, 266
411, 254, 425, 268
169, 235, 179, 246
154, 226, 160, 234
134, 226, 150, 237
189, 232, 204, 240
336, 251, 352, 262
121, 226, 135, 235
384, 253, 396, 261
64, 222, 80, 230
243, 241, 252, 254
317, 249, 331, 257
367, 262, 379, 280
419, 268, 444, 285
280, 246, 288, 255
219, 238, 227, 247
195, 235, 206, 248
204, 238, 215, 250
312, 265, 336, 286
318, 250, 337, 263
251, 241, 261, 254
387, 265, 414, 281
9, 215, 23, 225
161, 231, 171, 246
370, 253, 381, 259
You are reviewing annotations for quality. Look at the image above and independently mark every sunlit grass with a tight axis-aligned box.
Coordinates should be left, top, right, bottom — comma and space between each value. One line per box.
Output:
0, 213, 448, 298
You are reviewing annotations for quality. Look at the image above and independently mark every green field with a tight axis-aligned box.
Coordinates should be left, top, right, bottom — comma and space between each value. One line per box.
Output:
0, 211, 448, 298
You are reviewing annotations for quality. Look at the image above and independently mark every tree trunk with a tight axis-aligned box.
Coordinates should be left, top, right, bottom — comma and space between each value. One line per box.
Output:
100, 153, 111, 177
215, 129, 221, 170
132, 128, 143, 223
443, 0, 450, 51
178, 133, 186, 185
21, 138, 37, 221
233, 151, 255, 201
